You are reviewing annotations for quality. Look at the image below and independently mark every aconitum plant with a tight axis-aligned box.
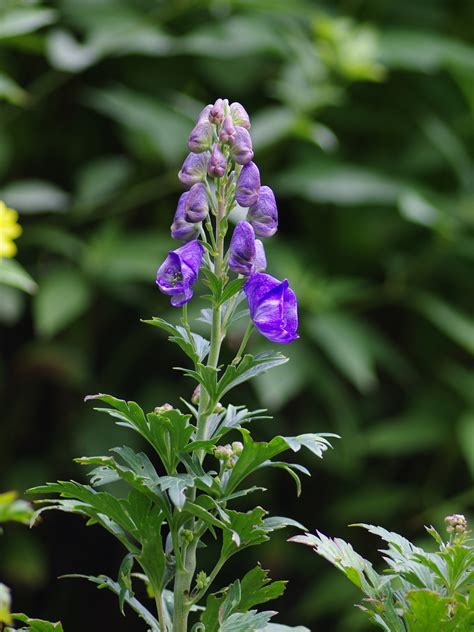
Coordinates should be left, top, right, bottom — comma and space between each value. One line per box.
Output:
31, 100, 335, 632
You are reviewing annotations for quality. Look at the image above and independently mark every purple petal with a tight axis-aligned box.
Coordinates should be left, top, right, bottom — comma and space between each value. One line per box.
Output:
178, 152, 210, 187
244, 272, 299, 344
171, 192, 199, 241
254, 240, 267, 272
247, 185, 278, 237
185, 182, 208, 223
236, 161, 261, 207
230, 102, 251, 129
207, 144, 227, 178
228, 221, 256, 276
231, 126, 254, 165
156, 240, 204, 307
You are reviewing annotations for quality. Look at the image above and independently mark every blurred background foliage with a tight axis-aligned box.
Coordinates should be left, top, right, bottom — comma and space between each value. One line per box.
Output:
0, 0, 473, 630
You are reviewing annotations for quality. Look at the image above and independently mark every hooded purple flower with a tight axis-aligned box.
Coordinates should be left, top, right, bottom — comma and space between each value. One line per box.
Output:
254, 240, 267, 272
228, 221, 256, 276
156, 240, 204, 307
230, 102, 251, 129
219, 115, 236, 144
188, 120, 213, 153
235, 161, 260, 207
185, 182, 209, 223
230, 126, 254, 165
208, 144, 227, 178
171, 192, 199, 242
196, 104, 212, 124
244, 272, 299, 344
178, 152, 210, 187
247, 185, 278, 237
209, 98, 226, 124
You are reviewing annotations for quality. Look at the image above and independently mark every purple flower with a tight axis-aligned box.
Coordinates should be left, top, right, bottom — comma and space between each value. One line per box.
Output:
171, 192, 200, 242
228, 221, 256, 276
247, 185, 278, 237
207, 144, 227, 178
254, 240, 267, 272
235, 161, 260, 207
209, 98, 225, 125
185, 183, 208, 223
188, 120, 213, 153
230, 102, 251, 129
230, 126, 254, 165
244, 272, 299, 344
178, 152, 210, 187
197, 104, 212, 124
220, 115, 236, 144
156, 240, 204, 307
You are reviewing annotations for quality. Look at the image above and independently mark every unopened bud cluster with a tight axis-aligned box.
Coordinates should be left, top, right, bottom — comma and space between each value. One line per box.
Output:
214, 441, 244, 469
445, 514, 468, 534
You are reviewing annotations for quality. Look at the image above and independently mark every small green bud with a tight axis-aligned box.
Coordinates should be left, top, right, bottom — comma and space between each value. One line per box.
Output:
224, 456, 237, 470
182, 529, 194, 544
231, 441, 243, 456
154, 403, 173, 414
214, 445, 233, 461
196, 570, 209, 591
214, 402, 225, 413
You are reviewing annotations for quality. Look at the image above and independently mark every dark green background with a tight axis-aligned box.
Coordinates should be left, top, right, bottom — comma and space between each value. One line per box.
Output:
1, 0, 473, 629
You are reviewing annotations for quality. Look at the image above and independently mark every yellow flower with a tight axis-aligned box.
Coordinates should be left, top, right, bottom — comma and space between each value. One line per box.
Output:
0, 200, 22, 258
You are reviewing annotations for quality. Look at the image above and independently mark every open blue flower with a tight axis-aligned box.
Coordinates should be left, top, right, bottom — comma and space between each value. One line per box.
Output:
244, 272, 299, 344
156, 240, 204, 307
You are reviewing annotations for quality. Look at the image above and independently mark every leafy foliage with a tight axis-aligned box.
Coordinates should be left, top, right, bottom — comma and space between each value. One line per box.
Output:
292, 521, 474, 631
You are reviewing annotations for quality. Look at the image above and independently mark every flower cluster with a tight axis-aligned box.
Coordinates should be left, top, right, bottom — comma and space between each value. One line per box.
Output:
445, 513, 468, 534
0, 200, 22, 259
156, 99, 298, 344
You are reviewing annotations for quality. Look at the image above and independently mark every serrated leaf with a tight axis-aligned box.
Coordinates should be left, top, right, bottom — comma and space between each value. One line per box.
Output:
158, 474, 194, 510
219, 610, 276, 632
221, 507, 269, 559
143, 317, 210, 364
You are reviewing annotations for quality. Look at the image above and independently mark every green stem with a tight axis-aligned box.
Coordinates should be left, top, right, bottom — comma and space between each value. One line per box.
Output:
231, 322, 254, 365
155, 591, 169, 632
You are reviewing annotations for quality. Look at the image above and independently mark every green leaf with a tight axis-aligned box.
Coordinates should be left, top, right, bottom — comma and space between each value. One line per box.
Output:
11, 614, 63, 631
0, 491, 33, 525
218, 278, 246, 306
217, 353, 289, 401
0, 259, 37, 294
0, 72, 27, 106
262, 516, 306, 533
158, 474, 194, 511
0, 583, 11, 625
457, 412, 474, 477
219, 610, 276, 632
143, 317, 210, 364
413, 292, 474, 355
238, 566, 286, 612
258, 462, 310, 497
289, 531, 382, 595
0, 180, 69, 214
0, 8, 57, 39
61, 574, 159, 630
117, 553, 134, 615
33, 268, 92, 338
74, 155, 132, 212
221, 507, 269, 559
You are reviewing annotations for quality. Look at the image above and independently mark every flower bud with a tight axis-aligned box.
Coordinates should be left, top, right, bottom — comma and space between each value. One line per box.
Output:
191, 384, 201, 404
209, 98, 225, 125
207, 143, 227, 178
178, 152, 210, 187
171, 192, 200, 242
247, 185, 278, 237
182, 529, 194, 544
219, 115, 236, 144
154, 403, 174, 414
196, 104, 212, 124
254, 239, 267, 272
230, 102, 251, 129
235, 161, 260, 207
185, 182, 209, 223
214, 444, 233, 461
230, 126, 254, 165
228, 221, 256, 276
231, 441, 243, 456
188, 120, 213, 153
445, 514, 468, 534
196, 571, 209, 591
